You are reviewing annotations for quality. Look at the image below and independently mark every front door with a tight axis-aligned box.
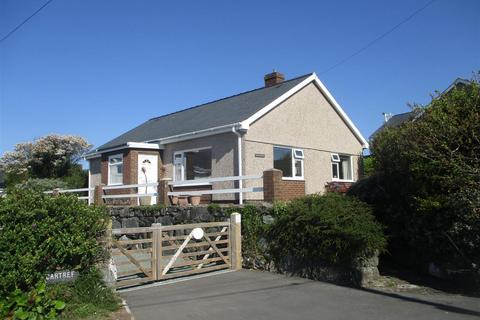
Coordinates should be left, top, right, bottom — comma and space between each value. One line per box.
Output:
138, 154, 158, 205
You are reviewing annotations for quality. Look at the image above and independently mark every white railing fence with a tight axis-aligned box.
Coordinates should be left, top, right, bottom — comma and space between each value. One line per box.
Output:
167, 175, 263, 204
42, 175, 264, 205
44, 187, 93, 202
43, 182, 159, 204
101, 182, 158, 200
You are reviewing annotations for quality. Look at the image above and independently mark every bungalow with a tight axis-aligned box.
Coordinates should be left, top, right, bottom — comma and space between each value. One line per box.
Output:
86, 71, 368, 204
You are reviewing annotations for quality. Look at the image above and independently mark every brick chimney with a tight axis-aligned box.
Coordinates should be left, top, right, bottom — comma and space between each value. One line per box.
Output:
264, 71, 285, 87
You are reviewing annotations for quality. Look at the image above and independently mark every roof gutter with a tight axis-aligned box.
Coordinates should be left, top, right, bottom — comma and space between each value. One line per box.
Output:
83, 142, 162, 160
156, 122, 248, 145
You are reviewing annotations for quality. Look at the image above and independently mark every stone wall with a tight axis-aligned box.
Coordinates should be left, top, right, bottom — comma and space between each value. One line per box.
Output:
108, 205, 232, 229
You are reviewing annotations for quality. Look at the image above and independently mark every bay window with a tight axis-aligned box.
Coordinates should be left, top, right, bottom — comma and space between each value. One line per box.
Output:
173, 148, 212, 182
273, 146, 304, 179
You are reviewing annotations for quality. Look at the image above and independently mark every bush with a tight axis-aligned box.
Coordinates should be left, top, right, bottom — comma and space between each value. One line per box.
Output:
0, 190, 108, 296
350, 80, 480, 270
13, 178, 70, 193
0, 282, 65, 319
266, 193, 386, 268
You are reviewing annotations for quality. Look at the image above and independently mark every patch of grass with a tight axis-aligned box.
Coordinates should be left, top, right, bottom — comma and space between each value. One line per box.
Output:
49, 269, 120, 319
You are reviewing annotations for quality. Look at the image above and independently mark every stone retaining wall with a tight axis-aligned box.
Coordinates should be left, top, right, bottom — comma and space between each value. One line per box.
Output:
108, 205, 233, 229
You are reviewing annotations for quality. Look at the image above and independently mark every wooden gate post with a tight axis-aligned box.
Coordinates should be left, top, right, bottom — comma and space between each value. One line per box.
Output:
230, 212, 242, 270
151, 223, 163, 280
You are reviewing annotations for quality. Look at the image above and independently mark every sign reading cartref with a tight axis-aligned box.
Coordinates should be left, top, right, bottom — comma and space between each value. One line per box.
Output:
46, 270, 79, 284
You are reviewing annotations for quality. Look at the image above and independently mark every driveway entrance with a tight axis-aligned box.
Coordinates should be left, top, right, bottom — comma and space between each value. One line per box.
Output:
121, 270, 480, 320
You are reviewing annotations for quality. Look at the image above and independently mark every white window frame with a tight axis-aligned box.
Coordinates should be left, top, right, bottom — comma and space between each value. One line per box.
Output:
274, 146, 305, 181
331, 153, 354, 182
173, 146, 212, 185
107, 153, 123, 186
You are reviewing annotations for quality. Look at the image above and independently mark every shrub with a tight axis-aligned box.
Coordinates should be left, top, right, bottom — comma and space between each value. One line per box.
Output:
350, 80, 480, 269
266, 193, 386, 267
0, 282, 65, 320
13, 178, 70, 193
0, 190, 108, 296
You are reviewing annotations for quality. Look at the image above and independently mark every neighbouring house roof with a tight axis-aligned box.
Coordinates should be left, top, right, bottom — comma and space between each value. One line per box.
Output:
369, 111, 416, 139
88, 72, 369, 157
370, 78, 472, 140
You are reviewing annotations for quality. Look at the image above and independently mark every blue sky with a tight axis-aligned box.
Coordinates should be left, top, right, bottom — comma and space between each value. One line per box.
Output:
1, 0, 479, 156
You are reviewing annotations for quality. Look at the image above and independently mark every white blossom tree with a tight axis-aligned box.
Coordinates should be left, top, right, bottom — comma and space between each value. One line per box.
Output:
0, 135, 91, 186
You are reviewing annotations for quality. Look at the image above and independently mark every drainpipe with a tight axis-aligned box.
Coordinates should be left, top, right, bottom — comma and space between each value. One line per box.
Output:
87, 168, 92, 205
232, 127, 243, 205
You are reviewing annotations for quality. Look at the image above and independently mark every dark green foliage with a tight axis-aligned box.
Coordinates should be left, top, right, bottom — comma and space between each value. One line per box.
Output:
350, 80, 480, 269
61, 165, 88, 189
267, 193, 386, 267
361, 155, 375, 177
237, 205, 265, 257
222, 205, 266, 257
0, 190, 108, 296
0, 282, 65, 320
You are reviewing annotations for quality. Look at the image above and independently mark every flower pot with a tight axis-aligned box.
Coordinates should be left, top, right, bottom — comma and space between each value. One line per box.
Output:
139, 196, 152, 206
178, 196, 189, 207
189, 195, 201, 206
171, 196, 179, 205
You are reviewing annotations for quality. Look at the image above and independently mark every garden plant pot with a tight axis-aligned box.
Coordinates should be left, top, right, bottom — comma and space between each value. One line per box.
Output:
139, 196, 152, 206
178, 196, 189, 206
189, 195, 201, 206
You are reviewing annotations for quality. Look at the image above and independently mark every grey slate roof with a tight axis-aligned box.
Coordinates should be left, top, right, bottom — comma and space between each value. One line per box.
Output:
369, 112, 415, 140
96, 73, 312, 151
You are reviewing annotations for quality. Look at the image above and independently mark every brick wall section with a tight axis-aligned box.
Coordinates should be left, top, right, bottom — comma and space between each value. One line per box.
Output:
100, 148, 162, 205
263, 169, 305, 202
325, 181, 353, 193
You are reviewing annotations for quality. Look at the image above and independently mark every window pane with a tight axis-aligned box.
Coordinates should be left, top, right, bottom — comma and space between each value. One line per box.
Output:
109, 156, 122, 164
274, 147, 292, 177
294, 149, 304, 159
174, 163, 182, 181
110, 163, 123, 184
332, 163, 339, 179
294, 159, 303, 177
331, 153, 340, 162
340, 155, 352, 180
185, 149, 211, 180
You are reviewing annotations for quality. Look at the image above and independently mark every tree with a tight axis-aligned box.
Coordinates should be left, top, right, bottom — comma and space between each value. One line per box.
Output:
349, 77, 480, 270
0, 135, 91, 188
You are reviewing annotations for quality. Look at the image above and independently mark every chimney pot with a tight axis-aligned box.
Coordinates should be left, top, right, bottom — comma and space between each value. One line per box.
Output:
264, 71, 285, 87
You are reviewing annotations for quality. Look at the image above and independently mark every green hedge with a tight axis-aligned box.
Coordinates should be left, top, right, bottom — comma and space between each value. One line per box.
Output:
267, 193, 386, 267
349, 81, 480, 270
0, 190, 108, 296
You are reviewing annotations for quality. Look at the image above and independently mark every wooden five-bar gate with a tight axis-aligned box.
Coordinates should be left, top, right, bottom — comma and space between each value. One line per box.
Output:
110, 213, 241, 288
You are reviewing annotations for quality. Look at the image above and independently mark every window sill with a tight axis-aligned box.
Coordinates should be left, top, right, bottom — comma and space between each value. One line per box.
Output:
107, 182, 123, 186
282, 177, 305, 181
332, 179, 354, 183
